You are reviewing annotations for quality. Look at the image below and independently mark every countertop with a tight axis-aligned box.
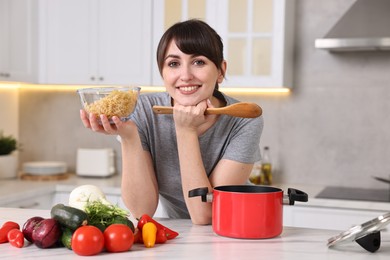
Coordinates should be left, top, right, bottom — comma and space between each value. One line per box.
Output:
1, 174, 390, 212
1, 207, 390, 259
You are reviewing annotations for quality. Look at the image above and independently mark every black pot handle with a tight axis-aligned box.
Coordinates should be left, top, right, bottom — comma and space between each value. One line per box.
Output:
188, 187, 209, 202
287, 188, 308, 205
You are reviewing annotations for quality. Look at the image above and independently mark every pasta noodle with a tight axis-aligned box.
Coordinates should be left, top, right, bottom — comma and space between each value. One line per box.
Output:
85, 90, 138, 118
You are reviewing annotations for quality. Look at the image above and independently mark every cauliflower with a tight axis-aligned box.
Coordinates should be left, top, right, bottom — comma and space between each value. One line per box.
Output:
69, 184, 111, 211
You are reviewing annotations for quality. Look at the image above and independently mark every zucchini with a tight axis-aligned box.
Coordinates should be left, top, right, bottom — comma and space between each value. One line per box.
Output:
60, 227, 73, 250
111, 215, 135, 232
50, 203, 88, 230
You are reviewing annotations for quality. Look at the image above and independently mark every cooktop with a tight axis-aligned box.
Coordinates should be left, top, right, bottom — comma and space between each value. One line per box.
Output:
316, 186, 390, 202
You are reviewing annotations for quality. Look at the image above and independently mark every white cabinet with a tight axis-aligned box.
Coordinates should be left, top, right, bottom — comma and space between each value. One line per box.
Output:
152, 0, 294, 88
41, 0, 152, 85
216, 0, 294, 88
0, 0, 38, 82
0, 193, 55, 210
53, 190, 168, 218
283, 205, 388, 231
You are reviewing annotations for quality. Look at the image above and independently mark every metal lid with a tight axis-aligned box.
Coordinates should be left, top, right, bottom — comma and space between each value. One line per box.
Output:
328, 212, 390, 248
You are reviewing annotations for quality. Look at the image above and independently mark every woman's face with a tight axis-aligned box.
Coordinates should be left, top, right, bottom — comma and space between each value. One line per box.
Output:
162, 40, 224, 106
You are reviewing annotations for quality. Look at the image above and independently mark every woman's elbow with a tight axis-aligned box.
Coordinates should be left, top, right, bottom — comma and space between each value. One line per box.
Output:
191, 215, 212, 225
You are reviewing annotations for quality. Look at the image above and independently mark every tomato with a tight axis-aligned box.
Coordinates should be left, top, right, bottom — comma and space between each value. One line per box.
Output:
104, 224, 134, 252
71, 226, 104, 256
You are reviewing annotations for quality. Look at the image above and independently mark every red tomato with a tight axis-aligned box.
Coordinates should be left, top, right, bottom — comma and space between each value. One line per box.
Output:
71, 226, 104, 256
104, 224, 134, 252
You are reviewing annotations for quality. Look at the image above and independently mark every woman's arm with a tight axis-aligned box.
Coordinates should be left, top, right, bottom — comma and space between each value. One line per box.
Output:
79, 110, 159, 218
176, 126, 213, 224
120, 130, 159, 219
177, 128, 254, 225
173, 102, 254, 225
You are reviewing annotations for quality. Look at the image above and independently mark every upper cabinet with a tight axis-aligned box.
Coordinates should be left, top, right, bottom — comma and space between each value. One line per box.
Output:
217, 0, 294, 88
152, 0, 294, 88
40, 0, 152, 85
0, 0, 293, 87
0, 0, 38, 83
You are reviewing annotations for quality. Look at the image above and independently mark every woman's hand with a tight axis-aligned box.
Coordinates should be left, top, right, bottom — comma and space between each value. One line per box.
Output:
172, 99, 217, 132
79, 109, 136, 139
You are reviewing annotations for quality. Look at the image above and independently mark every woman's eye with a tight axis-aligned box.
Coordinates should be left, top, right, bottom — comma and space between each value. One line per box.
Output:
167, 61, 179, 67
193, 59, 205, 66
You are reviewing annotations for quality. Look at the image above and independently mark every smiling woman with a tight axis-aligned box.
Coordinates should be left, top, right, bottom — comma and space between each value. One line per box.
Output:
79, 19, 264, 224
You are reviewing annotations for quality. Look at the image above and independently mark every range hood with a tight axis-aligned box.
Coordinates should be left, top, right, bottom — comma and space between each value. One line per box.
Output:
315, 0, 390, 51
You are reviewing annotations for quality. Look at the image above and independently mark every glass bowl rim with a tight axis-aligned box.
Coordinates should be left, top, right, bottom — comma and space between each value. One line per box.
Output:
76, 86, 141, 94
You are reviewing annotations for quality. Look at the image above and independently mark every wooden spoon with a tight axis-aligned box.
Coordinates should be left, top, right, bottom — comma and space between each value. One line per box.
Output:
152, 102, 262, 118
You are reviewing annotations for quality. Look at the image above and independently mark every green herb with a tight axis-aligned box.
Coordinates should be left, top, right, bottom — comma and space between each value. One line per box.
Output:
84, 200, 130, 231
0, 130, 19, 155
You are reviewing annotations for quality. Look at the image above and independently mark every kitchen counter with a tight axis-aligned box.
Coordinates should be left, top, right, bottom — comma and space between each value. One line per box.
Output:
0, 174, 123, 206
1, 174, 390, 213
0, 207, 390, 259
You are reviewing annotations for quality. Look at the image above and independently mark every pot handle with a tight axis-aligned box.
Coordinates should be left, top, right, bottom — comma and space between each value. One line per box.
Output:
188, 187, 210, 202
286, 188, 308, 205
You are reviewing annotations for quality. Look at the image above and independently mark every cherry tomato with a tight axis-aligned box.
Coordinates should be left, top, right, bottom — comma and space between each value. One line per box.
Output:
71, 226, 104, 256
104, 224, 134, 252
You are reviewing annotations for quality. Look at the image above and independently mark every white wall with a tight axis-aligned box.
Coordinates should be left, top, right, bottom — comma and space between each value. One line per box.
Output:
0, 87, 19, 139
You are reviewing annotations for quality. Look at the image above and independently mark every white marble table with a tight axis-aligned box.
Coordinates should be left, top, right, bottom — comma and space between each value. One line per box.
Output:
1, 207, 390, 259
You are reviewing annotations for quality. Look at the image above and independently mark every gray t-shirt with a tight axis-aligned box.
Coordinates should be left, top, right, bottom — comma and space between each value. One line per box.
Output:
129, 92, 263, 218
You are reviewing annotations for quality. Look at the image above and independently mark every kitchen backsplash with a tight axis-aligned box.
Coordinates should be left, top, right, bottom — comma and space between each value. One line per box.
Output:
4, 0, 390, 189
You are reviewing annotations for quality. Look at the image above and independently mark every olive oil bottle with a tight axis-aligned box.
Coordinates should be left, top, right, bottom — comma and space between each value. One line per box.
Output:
260, 146, 272, 185
249, 163, 261, 185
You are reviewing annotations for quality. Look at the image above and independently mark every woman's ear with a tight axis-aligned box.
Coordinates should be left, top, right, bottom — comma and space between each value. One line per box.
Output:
217, 60, 227, 83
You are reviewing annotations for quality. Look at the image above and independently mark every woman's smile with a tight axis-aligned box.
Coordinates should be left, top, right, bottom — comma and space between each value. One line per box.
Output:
177, 85, 201, 94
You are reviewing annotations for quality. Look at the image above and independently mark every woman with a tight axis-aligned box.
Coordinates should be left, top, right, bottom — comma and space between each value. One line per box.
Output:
80, 19, 263, 225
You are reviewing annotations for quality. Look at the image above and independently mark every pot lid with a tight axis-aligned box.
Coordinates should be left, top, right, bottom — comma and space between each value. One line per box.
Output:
327, 212, 390, 252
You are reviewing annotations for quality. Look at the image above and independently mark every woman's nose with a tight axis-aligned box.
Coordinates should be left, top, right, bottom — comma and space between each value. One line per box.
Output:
179, 65, 194, 81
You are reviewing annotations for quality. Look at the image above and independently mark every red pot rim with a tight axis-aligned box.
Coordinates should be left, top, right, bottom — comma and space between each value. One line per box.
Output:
214, 185, 282, 194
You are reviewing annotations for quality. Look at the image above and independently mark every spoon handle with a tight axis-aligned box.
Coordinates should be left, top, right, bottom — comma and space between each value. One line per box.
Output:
152, 103, 262, 118
152, 106, 223, 115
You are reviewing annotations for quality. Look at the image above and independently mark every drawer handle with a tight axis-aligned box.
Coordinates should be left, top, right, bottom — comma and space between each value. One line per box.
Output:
19, 202, 40, 208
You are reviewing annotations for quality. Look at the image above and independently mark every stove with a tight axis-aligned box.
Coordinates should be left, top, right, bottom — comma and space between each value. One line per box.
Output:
316, 186, 390, 202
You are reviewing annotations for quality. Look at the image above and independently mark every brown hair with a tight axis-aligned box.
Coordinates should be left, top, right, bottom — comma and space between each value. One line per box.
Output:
156, 19, 225, 90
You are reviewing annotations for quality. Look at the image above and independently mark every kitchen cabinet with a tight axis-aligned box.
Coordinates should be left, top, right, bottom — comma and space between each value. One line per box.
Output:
0, 0, 38, 82
283, 205, 388, 231
41, 0, 152, 85
216, 0, 294, 88
0, 192, 55, 209
52, 190, 121, 207
152, 0, 294, 88
53, 190, 168, 218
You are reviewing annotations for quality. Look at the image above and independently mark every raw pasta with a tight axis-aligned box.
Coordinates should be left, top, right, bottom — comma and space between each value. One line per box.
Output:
85, 90, 138, 118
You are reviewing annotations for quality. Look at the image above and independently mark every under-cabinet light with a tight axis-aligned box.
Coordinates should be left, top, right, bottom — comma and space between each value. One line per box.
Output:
0, 83, 291, 95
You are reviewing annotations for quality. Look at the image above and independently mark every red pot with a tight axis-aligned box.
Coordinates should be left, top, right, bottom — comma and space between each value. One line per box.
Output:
189, 185, 308, 239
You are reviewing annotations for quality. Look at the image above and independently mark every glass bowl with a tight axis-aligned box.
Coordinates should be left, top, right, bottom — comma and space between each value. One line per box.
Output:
77, 86, 141, 122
